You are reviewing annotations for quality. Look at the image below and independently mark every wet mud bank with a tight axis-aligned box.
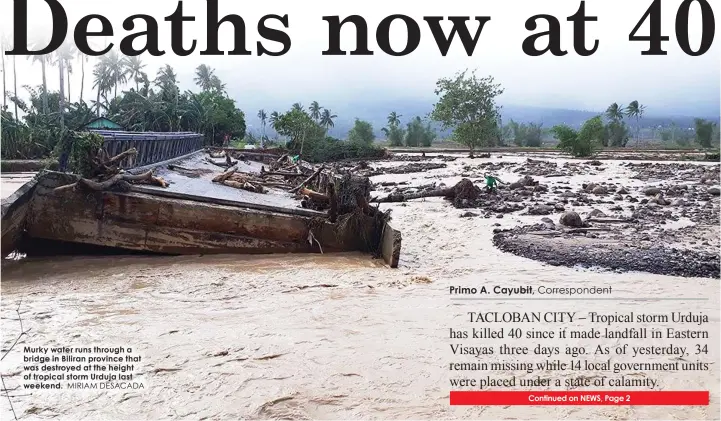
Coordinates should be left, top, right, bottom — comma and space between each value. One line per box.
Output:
369, 154, 720, 278
492, 223, 720, 279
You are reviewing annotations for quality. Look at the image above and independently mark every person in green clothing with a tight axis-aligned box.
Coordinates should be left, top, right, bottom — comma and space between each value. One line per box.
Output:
484, 173, 502, 193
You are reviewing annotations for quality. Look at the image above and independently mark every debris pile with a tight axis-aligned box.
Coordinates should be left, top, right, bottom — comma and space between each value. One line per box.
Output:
55, 132, 168, 193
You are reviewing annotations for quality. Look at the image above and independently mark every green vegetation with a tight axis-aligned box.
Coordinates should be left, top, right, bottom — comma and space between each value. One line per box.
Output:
348, 119, 375, 145
506, 120, 543, 147
381, 112, 436, 147
552, 116, 605, 157
430, 69, 503, 157
405, 116, 436, 147
694, 118, 717, 148
1, 50, 246, 159
381, 112, 405, 147
66, 131, 104, 177
271, 102, 384, 162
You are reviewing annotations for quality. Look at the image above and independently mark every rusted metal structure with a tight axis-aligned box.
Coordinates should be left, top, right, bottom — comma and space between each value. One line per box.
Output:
90, 131, 204, 169
1, 151, 402, 267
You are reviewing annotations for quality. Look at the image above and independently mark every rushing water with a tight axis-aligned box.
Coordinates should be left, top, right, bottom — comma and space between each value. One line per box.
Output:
1, 155, 719, 420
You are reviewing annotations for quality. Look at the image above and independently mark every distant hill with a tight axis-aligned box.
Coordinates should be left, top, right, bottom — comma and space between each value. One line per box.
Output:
243, 99, 719, 140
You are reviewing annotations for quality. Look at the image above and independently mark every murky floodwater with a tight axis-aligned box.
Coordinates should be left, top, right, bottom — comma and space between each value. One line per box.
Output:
1, 154, 719, 420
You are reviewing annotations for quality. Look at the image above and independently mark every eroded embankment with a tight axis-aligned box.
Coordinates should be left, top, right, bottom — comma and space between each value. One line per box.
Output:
492, 222, 720, 279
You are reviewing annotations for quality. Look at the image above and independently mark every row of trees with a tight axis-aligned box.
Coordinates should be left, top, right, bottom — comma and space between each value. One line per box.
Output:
552, 116, 719, 158
503, 120, 543, 147
427, 71, 717, 158
255, 101, 337, 147
268, 103, 384, 162
381, 112, 437, 147
1, 51, 246, 159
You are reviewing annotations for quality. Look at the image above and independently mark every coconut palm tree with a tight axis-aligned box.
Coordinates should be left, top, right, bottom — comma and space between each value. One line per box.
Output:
309, 101, 321, 122
387, 111, 401, 127
12, 50, 18, 121
269, 111, 280, 130
605, 103, 624, 122
194, 64, 215, 91
124, 56, 146, 92
92, 60, 112, 116
625, 100, 646, 147
99, 51, 127, 100
78, 51, 89, 102
209, 75, 225, 94
55, 43, 75, 98
257, 109, 267, 147
320, 109, 337, 129
27, 37, 51, 115
292, 102, 304, 113
54, 43, 76, 127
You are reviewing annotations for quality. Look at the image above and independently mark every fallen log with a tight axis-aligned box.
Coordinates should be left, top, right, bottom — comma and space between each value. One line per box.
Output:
221, 180, 266, 194
373, 179, 479, 203
290, 165, 325, 194
206, 157, 238, 168
53, 171, 167, 193
212, 165, 239, 183
261, 169, 306, 177
103, 148, 138, 166
300, 187, 330, 203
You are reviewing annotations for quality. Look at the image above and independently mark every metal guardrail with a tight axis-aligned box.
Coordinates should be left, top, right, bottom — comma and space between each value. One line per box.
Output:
90, 131, 204, 169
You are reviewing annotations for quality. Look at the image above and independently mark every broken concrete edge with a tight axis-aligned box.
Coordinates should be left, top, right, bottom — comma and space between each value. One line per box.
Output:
381, 222, 402, 269
1, 176, 39, 257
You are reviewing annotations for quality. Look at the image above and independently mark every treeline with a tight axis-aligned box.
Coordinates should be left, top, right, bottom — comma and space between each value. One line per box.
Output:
552, 115, 720, 157
1, 47, 246, 159
263, 102, 385, 162
381, 112, 436, 147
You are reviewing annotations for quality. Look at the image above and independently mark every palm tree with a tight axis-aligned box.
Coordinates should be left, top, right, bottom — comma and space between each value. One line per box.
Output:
124, 56, 146, 92
269, 111, 280, 130
292, 102, 304, 113
320, 108, 337, 129
99, 51, 127, 100
625, 100, 646, 147
55, 42, 75, 97
12, 50, 18, 121
257, 109, 267, 147
194, 64, 215, 91
78, 51, 89, 102
605, 103, 624, 122
55, 43, 76, 128
387, 111, 401, 127
309, 101, 321, 121
27, 38, 51, 115
92, 60, 112, 116
209, 75, 226, 94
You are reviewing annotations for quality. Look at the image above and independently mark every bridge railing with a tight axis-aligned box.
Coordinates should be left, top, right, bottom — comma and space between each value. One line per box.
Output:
90, 131, 204, 169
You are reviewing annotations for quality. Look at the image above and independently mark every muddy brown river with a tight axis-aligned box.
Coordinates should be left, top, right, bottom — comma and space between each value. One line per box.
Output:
1, 154, 719, 420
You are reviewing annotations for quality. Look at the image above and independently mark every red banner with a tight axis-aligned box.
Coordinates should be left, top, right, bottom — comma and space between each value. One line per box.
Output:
450, 391, 709, 406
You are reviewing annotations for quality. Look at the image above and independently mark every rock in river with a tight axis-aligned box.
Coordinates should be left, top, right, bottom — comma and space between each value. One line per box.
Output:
559, 211, 584, 228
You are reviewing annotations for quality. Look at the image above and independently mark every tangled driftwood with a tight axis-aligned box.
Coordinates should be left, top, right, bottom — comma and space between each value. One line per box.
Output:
53, 170, 167, 193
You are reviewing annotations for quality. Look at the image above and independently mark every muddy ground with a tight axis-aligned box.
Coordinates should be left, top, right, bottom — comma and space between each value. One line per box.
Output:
365, 153, 720, 278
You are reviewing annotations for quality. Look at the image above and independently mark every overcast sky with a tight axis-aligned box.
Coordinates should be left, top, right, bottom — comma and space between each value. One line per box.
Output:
1, 0, 719, 117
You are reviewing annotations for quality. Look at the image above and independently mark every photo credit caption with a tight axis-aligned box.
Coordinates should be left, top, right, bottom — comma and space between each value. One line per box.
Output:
22, 345, 146, 391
